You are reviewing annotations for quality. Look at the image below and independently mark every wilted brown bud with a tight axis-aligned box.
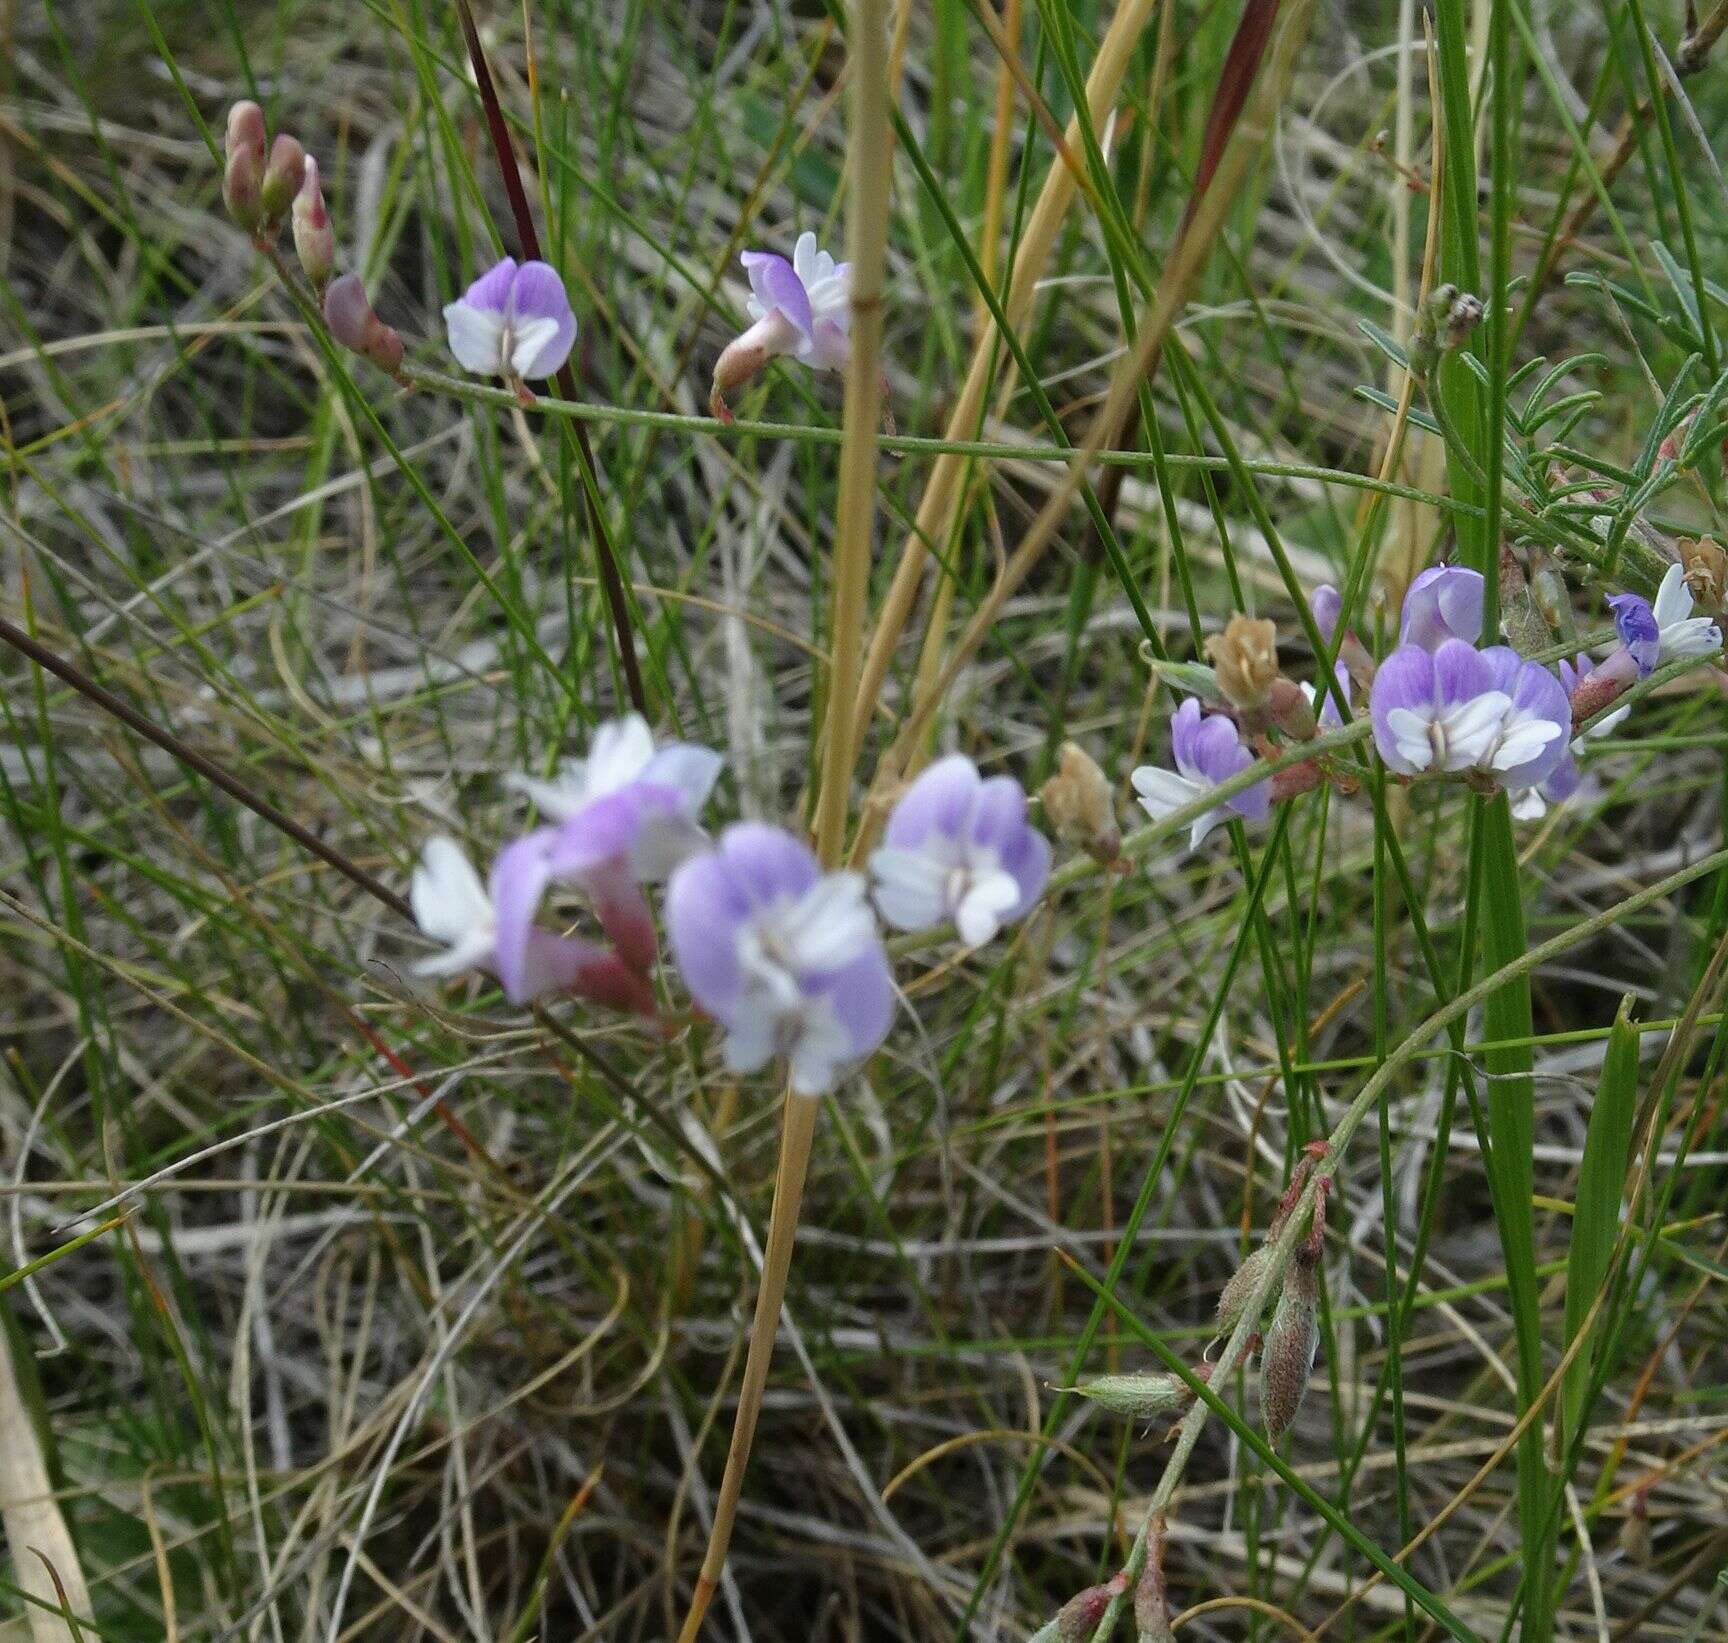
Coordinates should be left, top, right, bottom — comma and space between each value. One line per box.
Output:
259, 132, 306, 227
291, 156, 335, 291
1681, 537, 1728, 613
1206, 615, 1280, 712
1442, 289, 1485, 349
1040, 741, 1120, 866
323, 273, 404, 375
1071, 1372, 1192, 1419
1259, 1248, 1320, 1445
1617, 1489, 1652, 1564
222, 101, 267, 230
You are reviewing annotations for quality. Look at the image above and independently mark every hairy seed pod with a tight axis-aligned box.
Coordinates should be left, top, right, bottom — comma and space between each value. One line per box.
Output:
1215, 1242, 1275, 1337
1259, 1252, 1320, 1445
1072, 1373, 1190, 1418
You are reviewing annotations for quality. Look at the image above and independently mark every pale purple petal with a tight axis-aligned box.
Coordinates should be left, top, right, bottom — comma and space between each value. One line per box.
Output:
883, 756, 981, 848
1169, 697, 1204, 770
665, 849, 749, 1015
1371, 644, 1436, 772
462, 257, 519, 314
740, 251, 813, 343
813, 944, 894, 1060
1400, 566, 1485, 650
489, 830, 561, 1004
1430, 637, 1495, 706
1542, 751, 1580, 805
1480, 646, 1571, 789
508, 260, 577, 378
1188, 714, 1255, 786
1311, 584, 1342, 645
712, 820, 820, 905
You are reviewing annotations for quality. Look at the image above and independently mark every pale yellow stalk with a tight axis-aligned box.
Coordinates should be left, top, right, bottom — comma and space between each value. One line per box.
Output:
847, 0, 1165, 759
675, 1, 893, 1635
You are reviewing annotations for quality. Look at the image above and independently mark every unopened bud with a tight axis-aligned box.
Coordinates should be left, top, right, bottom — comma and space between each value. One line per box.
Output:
1570, 651, 1637, 731
1143, 656, 1225, 703
1617, 1489, 1652, 1564
1658, 408, 1695, 466
1216, 1242, 1275, 1337
1207, 615, 1280, 713
1499, 545, 1552, 658
259, 132, 305, 228
222, 101, 267, 231
292, 156, 335, 290
1267, 676, 1318, 741
1071, 1373, 1191, 1418
1053, 1573, 1128, 1642
1681, 537, 1727, 613
323, 273, 404, 375
1040, 742, 1120, 866
1410, 282, 1482, 377
1529, 554, 1575, 642
1259, 1248, 1320, 1445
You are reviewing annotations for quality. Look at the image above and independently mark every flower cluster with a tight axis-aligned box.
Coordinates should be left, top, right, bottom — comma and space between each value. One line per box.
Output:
711, 232, 852, 420
1126, 557, 1724, 850
409, 725, 1049, 1096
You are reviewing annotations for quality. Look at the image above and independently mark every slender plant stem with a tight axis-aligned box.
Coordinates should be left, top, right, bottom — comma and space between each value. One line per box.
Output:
452, 0, 647, 715
673, 1, 892, 1634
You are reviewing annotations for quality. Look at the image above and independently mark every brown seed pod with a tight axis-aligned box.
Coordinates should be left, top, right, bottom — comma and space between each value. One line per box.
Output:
1215, 1242, 1275, 1338
1259, 1250, 1319, 1445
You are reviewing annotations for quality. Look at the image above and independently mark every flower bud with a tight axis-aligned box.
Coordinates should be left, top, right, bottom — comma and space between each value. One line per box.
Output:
1071, 1373, 1191, 1418
222, 100, 267, 230
259, 132, 306, 228
1409, 282, 1483, 377
1040, 742, 1121, 866
1499, 544, 1553, 658
1267, 676, 1318, 741
1681, 537, 1727, 614
1144, 656, 1226, 703
1206, 615, 1280, 712
292, 156, 335, 290
323, 273, 405, 375
1617, 1489, 1652, 1565
1053, 1573, 1128, 1642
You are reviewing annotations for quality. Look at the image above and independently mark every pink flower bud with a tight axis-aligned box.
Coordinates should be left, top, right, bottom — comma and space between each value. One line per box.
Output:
323, 273, 404, 376
292, 156, 335, 290
1054, 1573, 1128, 1641
222, 101, 267, 230
260, 132, 306, 228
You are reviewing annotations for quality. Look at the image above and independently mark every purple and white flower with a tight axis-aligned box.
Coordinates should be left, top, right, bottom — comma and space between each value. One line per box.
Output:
409, 836, 652, 1012
711, 232, 851, 417
1371, 640, 1567, 792
1651, 562, 1723, 662
668, 824, 892, 1096
1311, 583, 1343, 645
443, 257, 577, 382
869, 755, 1050, 947
1130, 698, 1272, 851
501, 715, 721, 982
1399, 565, 1485, 651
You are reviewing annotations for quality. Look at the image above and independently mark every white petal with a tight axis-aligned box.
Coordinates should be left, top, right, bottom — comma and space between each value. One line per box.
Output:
1385, 707, 1437, 771
1488, 717, 1562, 771
1188, 809, 1227, 851
630, 814, 710, 883
1659, 616, 1722, 661
1438, 691, 1512, 770
508, 315, 562, 377
1510, 789, 1547, 821
1584, 702, 1630, 740
869, 846, 950, 932
506, 766, 589, 821
412, 933, 495, 977
411, 836, 492, 947
1652, 563, 1692, 628
643, 744, 723, 809
788, 996, 854, 1096
778, 872, 875, 973
443, 300, 507, 375
1131, 765, 1206, 821
721, 1012, 777, 1076
585, 715, 656, 796
792, 231, 819, 288
955, 869, 1021, 947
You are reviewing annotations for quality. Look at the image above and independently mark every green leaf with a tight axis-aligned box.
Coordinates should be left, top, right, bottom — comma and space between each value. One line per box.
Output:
1558, 999, 1639, 1455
